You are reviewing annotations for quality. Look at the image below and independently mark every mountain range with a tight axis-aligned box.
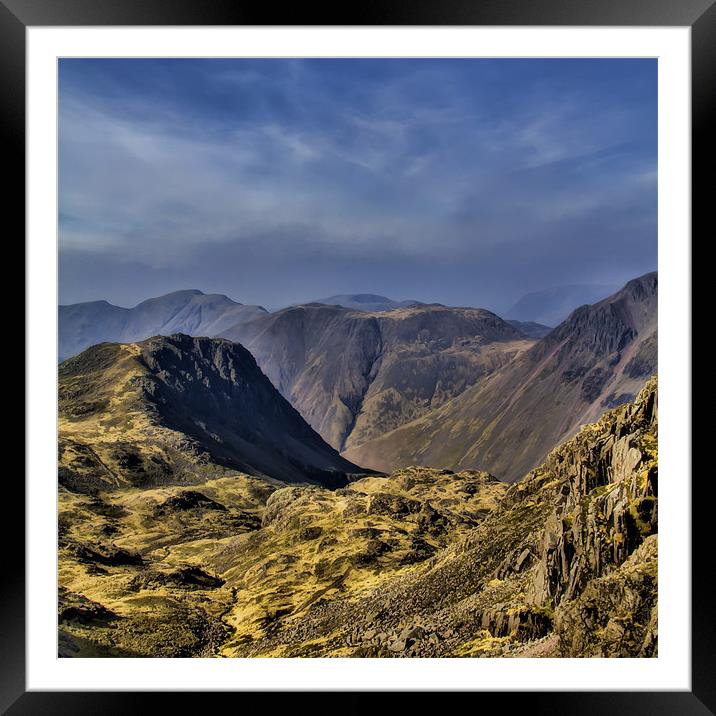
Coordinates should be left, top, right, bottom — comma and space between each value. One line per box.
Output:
60, 291, 555, 363
345, 272, 657, 481
59, 273, 656, 484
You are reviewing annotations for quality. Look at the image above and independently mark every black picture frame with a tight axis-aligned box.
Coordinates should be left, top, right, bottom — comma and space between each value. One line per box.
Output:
4, 0, 709, 712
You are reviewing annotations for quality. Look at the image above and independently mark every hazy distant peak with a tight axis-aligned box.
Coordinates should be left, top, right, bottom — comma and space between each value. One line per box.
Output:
168, 288, 204, 296
344, 294, 393, 303
59, 290, 267, 361
506, 319, 553, 339
506, 282, 620, 326
135, 288, 205, 305
306, 294, 425, 313
59, 298, 115, 309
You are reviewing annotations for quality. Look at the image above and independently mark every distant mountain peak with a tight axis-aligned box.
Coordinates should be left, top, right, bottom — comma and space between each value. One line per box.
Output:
135, 288, 205, 304
166, 288, 204, 296
506, 282, 620, 326
345, 293, 393, 303
59, 291, 267, 361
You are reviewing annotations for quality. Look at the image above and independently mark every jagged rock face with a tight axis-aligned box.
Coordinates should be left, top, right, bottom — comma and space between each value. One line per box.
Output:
345, 272, 657, 482
525, 377, 657, 607
222, 303, 533, 451
58, 334, 363, 489
59, 290, 267, 362
554, 535, 657, 657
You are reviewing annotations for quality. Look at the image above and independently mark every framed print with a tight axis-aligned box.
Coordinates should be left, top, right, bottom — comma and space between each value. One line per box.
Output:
5, 0, 710, 711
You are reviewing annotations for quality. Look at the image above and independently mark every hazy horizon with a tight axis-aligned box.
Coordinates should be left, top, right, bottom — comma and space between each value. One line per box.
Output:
59, 58, 657, 313
59, 281, 630, 317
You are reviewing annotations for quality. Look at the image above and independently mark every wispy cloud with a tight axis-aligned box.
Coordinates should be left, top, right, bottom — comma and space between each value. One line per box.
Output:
59, 59, 657, 309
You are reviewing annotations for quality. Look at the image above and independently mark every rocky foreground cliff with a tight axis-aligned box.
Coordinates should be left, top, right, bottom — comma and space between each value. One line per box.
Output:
58, 377, 657, 658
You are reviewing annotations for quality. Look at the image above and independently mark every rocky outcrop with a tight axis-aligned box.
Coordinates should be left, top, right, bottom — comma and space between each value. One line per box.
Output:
526, 378, 657, 606
554, 535, 657, 657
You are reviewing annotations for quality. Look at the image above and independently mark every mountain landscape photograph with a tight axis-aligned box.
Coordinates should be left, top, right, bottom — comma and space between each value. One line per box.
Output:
57, 57, 658, 659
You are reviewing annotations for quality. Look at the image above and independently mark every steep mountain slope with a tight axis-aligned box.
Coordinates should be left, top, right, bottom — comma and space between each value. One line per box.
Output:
345, 273, 657, 481
506, 283, 618, 326
59, 334, 363, 489
221, 303, 534, 451
308, 293, 424, 312
59, 290, 267, 361
59, 378, 658, 658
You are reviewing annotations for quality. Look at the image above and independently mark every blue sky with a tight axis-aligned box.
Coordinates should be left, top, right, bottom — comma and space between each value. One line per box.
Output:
59, 58, 657, 312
